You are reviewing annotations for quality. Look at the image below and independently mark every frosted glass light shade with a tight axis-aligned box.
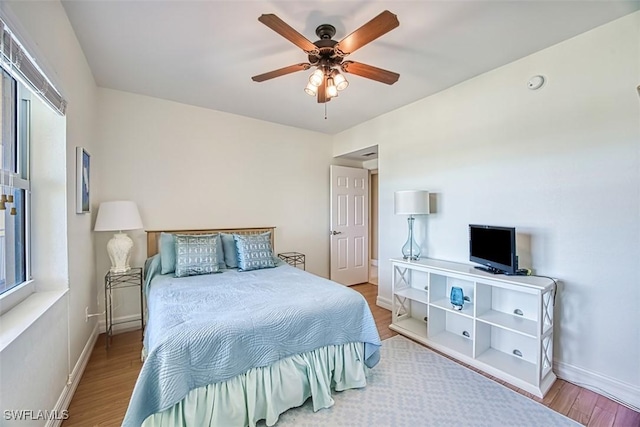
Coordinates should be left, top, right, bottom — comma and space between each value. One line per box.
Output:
304, 82, 317, 96
394, 190, 430, 215
333, 72, 349, 91
309, 69, 324, 87
326, 77, 338, 98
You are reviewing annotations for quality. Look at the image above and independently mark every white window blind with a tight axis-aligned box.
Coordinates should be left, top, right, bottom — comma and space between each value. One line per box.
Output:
0, 18, 67, 115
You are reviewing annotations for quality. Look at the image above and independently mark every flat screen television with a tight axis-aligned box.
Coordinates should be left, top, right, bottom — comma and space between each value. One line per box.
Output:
469, 224, 517, 274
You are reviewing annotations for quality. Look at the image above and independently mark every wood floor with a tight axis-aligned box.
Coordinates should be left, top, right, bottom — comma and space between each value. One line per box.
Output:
63, 283, 639, 427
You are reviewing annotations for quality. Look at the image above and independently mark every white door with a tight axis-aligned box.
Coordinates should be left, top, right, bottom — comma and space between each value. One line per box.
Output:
330, 165, 369, 286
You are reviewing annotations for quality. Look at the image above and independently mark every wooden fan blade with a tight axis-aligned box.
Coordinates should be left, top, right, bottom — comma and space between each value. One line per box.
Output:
341, 61, 399, 85
317, 76, 330, 103
252, 63, 311, 82
335, 10, 399, 56
258, 14, 319, 55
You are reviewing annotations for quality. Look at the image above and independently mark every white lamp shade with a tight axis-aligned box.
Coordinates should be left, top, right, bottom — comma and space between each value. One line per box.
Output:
394, 190, 430, 215
94, 201, 143, 231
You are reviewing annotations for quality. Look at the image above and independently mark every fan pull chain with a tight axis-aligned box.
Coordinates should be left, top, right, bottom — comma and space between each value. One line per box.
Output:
324, 102, 327, 120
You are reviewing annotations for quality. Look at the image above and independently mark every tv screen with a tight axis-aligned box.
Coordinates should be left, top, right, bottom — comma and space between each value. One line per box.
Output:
469, 224, 517, 274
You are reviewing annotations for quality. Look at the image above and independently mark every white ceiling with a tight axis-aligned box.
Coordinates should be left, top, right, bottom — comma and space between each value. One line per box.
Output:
61, 1, 639, 135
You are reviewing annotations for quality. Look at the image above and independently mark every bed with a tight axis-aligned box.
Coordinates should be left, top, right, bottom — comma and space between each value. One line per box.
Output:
122, 227, 381, 427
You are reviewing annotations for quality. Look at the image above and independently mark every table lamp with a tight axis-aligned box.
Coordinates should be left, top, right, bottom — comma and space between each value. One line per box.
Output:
394, 190, 430, 260
94, 201, 143, 273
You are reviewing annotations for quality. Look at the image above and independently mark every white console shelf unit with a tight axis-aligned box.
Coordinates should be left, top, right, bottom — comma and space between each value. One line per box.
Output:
389, 257, 557, 398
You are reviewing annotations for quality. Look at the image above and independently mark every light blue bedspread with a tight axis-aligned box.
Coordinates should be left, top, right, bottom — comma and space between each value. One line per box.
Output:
123, 258, 381, 427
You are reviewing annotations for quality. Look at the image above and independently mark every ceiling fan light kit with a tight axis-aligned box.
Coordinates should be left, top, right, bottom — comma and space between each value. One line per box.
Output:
326, 77, 339, 97
309, 68, 324, 87
304, 82, 317, 96
332, 70, 349, 91
252, 10, 400, 105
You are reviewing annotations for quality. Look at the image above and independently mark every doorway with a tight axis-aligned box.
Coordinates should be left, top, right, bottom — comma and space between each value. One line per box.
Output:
332, 145, 378, 286
329, 165, 369, 286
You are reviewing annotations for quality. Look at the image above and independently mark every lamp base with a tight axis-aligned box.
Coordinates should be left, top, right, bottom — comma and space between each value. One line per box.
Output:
107, 233, 134, 274
401, 216, 421, 260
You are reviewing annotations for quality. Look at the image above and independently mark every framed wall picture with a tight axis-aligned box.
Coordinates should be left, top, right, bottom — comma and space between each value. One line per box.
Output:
76, 147, 90, 214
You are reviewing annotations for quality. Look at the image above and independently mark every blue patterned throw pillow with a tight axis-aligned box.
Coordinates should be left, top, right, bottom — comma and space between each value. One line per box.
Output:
174, 234, 220, 277
234, 232, 275, 272
162, 233, 225, 274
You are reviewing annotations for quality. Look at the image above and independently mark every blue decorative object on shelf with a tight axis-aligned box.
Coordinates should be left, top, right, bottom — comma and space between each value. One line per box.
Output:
450, 287, 464, 310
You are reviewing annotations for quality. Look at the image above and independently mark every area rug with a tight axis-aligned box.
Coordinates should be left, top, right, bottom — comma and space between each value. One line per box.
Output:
271, 335, 579, 427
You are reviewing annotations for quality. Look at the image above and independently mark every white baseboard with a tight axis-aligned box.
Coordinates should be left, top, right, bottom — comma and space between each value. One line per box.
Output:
47, 322, 99, 427
98, 313, 143, 334
554, 360, 640, 411
376, 295, 392, 311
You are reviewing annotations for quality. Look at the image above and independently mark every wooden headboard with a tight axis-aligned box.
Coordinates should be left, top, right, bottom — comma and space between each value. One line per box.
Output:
146, 227, 276, 258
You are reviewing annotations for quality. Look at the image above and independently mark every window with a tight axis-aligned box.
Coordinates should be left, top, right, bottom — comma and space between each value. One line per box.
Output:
0, 19, 67, 300
0, 68, 29, 295
0, 18, 65, 300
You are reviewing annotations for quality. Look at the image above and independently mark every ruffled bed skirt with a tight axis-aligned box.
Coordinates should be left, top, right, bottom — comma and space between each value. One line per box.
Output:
141, 342, 369, 427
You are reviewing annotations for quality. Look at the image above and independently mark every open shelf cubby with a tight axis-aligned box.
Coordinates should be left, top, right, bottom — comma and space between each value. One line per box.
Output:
390, 257, 557, 398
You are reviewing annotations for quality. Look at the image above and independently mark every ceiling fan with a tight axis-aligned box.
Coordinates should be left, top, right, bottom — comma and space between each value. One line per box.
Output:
251, 10, 400, 103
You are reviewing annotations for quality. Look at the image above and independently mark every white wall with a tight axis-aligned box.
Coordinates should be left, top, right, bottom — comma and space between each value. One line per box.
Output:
94, 88, 345, 320
0, 295, 68, 426
30, 97, 69, 291
0, 0, 99, 423
334, 12, 640, 407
